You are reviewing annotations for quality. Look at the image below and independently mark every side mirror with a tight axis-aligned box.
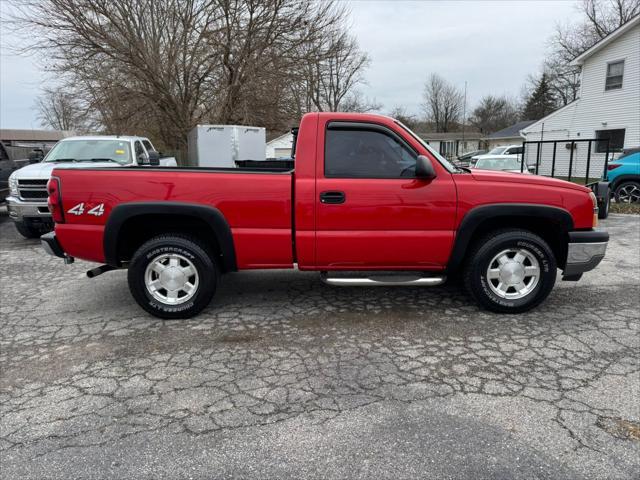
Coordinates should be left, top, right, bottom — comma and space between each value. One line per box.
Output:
415, 155, 437, 179
28, 149, 44, 163
146, 150, 160, 166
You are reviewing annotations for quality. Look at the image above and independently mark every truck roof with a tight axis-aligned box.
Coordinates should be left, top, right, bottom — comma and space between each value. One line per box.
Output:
60, 135, 149, 142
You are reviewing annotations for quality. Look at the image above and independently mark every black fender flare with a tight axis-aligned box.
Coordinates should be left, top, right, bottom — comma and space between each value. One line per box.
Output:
103, 202, 237, 271
447, 203, 574, 273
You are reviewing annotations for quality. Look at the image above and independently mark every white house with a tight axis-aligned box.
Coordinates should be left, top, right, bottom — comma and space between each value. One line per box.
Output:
266, 132, 294, 158
521, 15, 639, 180
419, 131, 484, 161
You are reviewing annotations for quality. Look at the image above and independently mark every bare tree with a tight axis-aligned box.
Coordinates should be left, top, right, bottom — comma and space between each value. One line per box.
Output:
35, 86, 88, 131
387, 105, 419, 129
304, 32, 371, 112
422, 73, 464, 132
469, 95, 520, 134
9, 0, 353, 154
547, 0, 640, 104
339, 91, 381, 113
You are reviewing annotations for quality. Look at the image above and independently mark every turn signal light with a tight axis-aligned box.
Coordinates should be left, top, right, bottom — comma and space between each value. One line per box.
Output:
47, 176, 65, 223
589, 191, 598, 228
607, 163, 621, 170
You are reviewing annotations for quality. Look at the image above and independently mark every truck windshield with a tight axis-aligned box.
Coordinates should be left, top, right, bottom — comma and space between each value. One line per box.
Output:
394, 121, 460, 173
44, 140, 132, 165
487, 147, 508, 155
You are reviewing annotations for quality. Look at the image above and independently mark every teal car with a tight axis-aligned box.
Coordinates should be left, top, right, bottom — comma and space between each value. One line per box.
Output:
607, 148, 640, 203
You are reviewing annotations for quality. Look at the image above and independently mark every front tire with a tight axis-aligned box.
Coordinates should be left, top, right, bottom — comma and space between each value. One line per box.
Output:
128, 235, 218, 319
464, 229, 557, 313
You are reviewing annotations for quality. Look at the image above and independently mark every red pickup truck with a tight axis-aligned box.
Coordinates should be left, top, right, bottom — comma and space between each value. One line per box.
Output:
41, 112, 608, 318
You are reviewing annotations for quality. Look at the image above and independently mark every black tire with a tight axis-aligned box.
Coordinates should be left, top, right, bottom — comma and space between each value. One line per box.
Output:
614, 180, 640, 204
15, 222, 41, 239
463, 229, 557, 313
597, 191, 610, 219
127, 235, 219, 319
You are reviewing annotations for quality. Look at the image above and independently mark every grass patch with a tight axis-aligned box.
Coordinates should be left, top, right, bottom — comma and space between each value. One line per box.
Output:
610, 202, 640, 215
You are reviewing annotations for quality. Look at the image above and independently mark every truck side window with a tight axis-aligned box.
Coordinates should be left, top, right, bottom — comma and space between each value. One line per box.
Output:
325, 128, 417, 178
135, 141, 147, 162
142, 140, 154, 152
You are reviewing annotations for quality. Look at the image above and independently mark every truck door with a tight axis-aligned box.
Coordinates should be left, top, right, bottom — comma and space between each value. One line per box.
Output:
315, 121, 457, 269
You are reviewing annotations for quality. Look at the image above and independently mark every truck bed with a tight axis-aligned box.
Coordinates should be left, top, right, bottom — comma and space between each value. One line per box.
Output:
53, 166, 295, 268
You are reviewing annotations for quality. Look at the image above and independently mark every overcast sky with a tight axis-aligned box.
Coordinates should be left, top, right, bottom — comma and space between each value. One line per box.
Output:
0, 0, 579, 130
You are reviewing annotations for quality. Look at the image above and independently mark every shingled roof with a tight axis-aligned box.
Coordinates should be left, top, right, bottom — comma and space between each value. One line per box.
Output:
485, 120, 536, 140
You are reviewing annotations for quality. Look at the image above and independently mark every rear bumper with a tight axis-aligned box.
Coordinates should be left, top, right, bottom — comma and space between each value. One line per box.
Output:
563, 230, 608, 277
41, 232, 65, 259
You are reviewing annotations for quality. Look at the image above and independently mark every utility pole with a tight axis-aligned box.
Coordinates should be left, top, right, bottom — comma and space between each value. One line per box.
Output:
462, 81, 467, 154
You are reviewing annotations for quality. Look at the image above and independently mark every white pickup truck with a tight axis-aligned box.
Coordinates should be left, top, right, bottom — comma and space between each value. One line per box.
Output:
470, 145, 523, 166
7, 135, 176, 238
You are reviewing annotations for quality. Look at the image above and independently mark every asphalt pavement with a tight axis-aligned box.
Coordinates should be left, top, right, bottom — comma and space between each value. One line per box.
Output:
0, 211, 638, 479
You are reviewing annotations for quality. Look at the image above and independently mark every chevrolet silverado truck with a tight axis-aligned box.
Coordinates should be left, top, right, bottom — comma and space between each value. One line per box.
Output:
42, 113, 609, 318
7, 135, 176, 238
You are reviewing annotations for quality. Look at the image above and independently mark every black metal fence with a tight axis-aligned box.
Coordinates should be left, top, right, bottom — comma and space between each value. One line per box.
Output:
521, 138, 611, 185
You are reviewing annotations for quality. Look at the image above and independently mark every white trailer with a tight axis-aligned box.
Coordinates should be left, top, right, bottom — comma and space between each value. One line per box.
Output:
187, 125, 266, 167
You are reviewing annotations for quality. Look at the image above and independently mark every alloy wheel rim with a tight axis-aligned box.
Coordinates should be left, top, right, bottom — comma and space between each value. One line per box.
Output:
618, 184, 640, 203
486, 248, 540, 300
145, 253, 199, 305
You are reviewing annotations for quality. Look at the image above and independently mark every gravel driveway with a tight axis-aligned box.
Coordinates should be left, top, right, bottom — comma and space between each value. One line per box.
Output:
1, 212, 638, 479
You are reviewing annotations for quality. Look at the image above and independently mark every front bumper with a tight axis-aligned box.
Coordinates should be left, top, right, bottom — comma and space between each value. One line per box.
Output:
6, 195, 51, 222
563, 230, 609, 277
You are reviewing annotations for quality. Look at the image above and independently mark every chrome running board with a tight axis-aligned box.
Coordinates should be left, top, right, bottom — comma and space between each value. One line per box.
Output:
320, 272, 446, 287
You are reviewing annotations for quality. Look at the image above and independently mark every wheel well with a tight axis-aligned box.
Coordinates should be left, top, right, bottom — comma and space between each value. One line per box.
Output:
459, 216, 569, 270
114, 214, 231, 272
611, 175, 640, 191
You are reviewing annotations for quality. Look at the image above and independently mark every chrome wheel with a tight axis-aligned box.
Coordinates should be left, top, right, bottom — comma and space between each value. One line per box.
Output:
617, 183, 640, 203
144, 253, 199, 305
486, 248, 540, 300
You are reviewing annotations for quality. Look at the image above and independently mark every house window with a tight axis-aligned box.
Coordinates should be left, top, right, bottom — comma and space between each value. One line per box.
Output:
605, 60, 624, 90
595, 129, 625, 153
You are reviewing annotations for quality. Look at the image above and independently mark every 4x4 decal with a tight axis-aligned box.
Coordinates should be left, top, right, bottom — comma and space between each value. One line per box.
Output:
68, 203, 105, 217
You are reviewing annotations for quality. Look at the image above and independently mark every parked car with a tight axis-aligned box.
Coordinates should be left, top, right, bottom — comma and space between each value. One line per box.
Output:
7, 135, 176, 238
0, 142, 37, 203
606, 148, 640, 203
42, 112, 608, 319
472, 157, 533, 174
456, 149, 486, 166
471, 145, 523, 166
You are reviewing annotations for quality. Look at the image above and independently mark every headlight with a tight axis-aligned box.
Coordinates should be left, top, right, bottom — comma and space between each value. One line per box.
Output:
8, 173, 18, 196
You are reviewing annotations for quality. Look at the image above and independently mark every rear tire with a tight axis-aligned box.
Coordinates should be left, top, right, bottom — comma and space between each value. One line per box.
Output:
597, 191, 610, 219
15, 222, 41, 239
614, 181, 640, 204
128, 235, 219, 319
463, 229, 557, 313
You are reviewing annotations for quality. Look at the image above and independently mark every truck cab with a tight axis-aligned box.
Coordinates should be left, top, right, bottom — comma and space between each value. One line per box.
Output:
7, 135, 175, 238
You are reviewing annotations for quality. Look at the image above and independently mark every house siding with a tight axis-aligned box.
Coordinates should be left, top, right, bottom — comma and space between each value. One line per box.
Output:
522, 21, 639, 180
266, 133, 294, 158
